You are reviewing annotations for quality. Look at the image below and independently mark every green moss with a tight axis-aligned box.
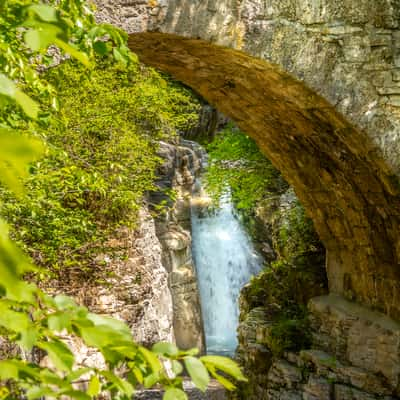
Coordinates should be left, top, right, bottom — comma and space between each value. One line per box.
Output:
268, 318, 311, 357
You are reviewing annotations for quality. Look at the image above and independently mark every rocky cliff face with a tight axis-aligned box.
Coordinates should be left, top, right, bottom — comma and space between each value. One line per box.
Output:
152, 139, 206, 352
41, 207, 174, 369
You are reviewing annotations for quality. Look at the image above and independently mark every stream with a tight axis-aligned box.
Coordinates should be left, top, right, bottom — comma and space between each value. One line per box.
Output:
191, 181, 263, 356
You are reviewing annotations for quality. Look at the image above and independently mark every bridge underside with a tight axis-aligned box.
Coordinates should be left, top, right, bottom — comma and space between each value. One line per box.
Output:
128, 32, 400, 319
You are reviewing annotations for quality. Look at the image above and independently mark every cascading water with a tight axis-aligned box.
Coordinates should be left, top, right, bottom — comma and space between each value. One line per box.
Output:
191, 181, 263, 356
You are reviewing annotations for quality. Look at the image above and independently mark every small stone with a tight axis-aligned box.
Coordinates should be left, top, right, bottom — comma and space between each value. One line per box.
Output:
303, 375, 332, 400
267, 360, 302, 389
334, 384, 376, 400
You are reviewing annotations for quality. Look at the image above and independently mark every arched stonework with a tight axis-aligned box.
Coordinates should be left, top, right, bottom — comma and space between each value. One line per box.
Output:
128, 32, 400, 319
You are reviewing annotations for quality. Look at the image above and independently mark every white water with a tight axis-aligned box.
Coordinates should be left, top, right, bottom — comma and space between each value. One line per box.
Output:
191, 183, 263, 355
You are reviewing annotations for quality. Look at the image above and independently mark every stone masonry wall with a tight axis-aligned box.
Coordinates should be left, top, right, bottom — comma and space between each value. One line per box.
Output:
236, 294, 400, 400
95, 0, 400, 320
96, 0, 400, 174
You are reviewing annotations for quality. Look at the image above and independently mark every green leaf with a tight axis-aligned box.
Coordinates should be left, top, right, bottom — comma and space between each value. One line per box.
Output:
113, 47, 128, 66
26, 386, 56, 400
24, 24, 63, 51
47, 312, 71, 332
18, 328, 39, 350
0, 75, 39, 119
130, 366, 143, 384
163, 388, 188, 400
59, 390, 91, 400
87, 375, 101, 397
67, 368, 92, 382
28, 5, 58, 22
93, 41, 109, 56
87, 313, 131, 339
54, 295, 77, 310
38, 340, 74, 372
200, 355, 247, 382
14, 90, 40, 119
0, 361, 19, 379
0, 302, 31, 333
184, 357, 210, 392
0, 128, 44, 194
171, 360, 183, 376
100, 371, 134, 397
178, 347, 199, 357
152, 341, 179, 356
143, 372, 160, 389
139, 346, 162, 373
0, 74, 15, 98
207, 365, 236, 391
0, 360, 40, 380
54, 38, 90, 67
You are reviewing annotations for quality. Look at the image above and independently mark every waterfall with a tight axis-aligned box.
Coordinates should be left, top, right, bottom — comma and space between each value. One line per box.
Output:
191, 181, 263, 356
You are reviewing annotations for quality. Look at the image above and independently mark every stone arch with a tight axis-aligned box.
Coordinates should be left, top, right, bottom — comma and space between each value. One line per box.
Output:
128, 32, 400, 319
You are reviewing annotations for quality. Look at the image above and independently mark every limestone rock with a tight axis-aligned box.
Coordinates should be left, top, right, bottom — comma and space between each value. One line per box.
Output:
43, 207, 175, 368
267, 360, 302, 389
303, 374, 332, 400
309, 294, 400, 392
152, 139, 206, 352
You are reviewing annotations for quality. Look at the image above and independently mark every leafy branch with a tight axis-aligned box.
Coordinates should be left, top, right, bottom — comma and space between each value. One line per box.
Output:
0, 1, 246, 399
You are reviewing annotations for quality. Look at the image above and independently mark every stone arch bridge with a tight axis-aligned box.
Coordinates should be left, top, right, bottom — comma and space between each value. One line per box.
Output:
96, 1, 400, 320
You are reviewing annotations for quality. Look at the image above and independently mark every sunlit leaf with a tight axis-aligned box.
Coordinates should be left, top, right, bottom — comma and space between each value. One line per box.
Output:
14, 90, 40, 119
38, 340, 75, 372
143, 372, 159, 389
0, 74, 15, 98
0, 76, 39, 119
163, 388, 188, 400
54, 39, 91, 67
207, 365, 236, 391
87, 375, 101, 397
152, 341, 179, 356
200, 355, 247, 382
100, 371, 134, 397
184, 357, 210, 392
139, 346, 162, 373
0, 128, 44, 194
28, 5, 58, 22
171, 360, 183, 376
26, 386, 56, 400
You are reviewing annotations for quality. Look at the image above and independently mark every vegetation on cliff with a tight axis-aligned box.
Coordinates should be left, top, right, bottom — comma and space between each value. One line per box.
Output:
205, 123, 287, 210
0, 1, 245, 398
1, 59, 200, 279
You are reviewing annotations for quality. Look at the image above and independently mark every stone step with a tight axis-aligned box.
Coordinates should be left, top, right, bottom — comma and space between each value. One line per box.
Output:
134, 380, 226, 400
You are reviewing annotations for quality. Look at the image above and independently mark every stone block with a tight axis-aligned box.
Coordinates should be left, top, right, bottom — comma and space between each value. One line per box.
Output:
333, 384, 376, 400
343, 36, 371, 63
267, 388, 302, 400
308, 295, 400, 390
267, 360, 302, 389
303, 374, 332, 400
392, 69, 400, 81
387, 95, 400, 107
